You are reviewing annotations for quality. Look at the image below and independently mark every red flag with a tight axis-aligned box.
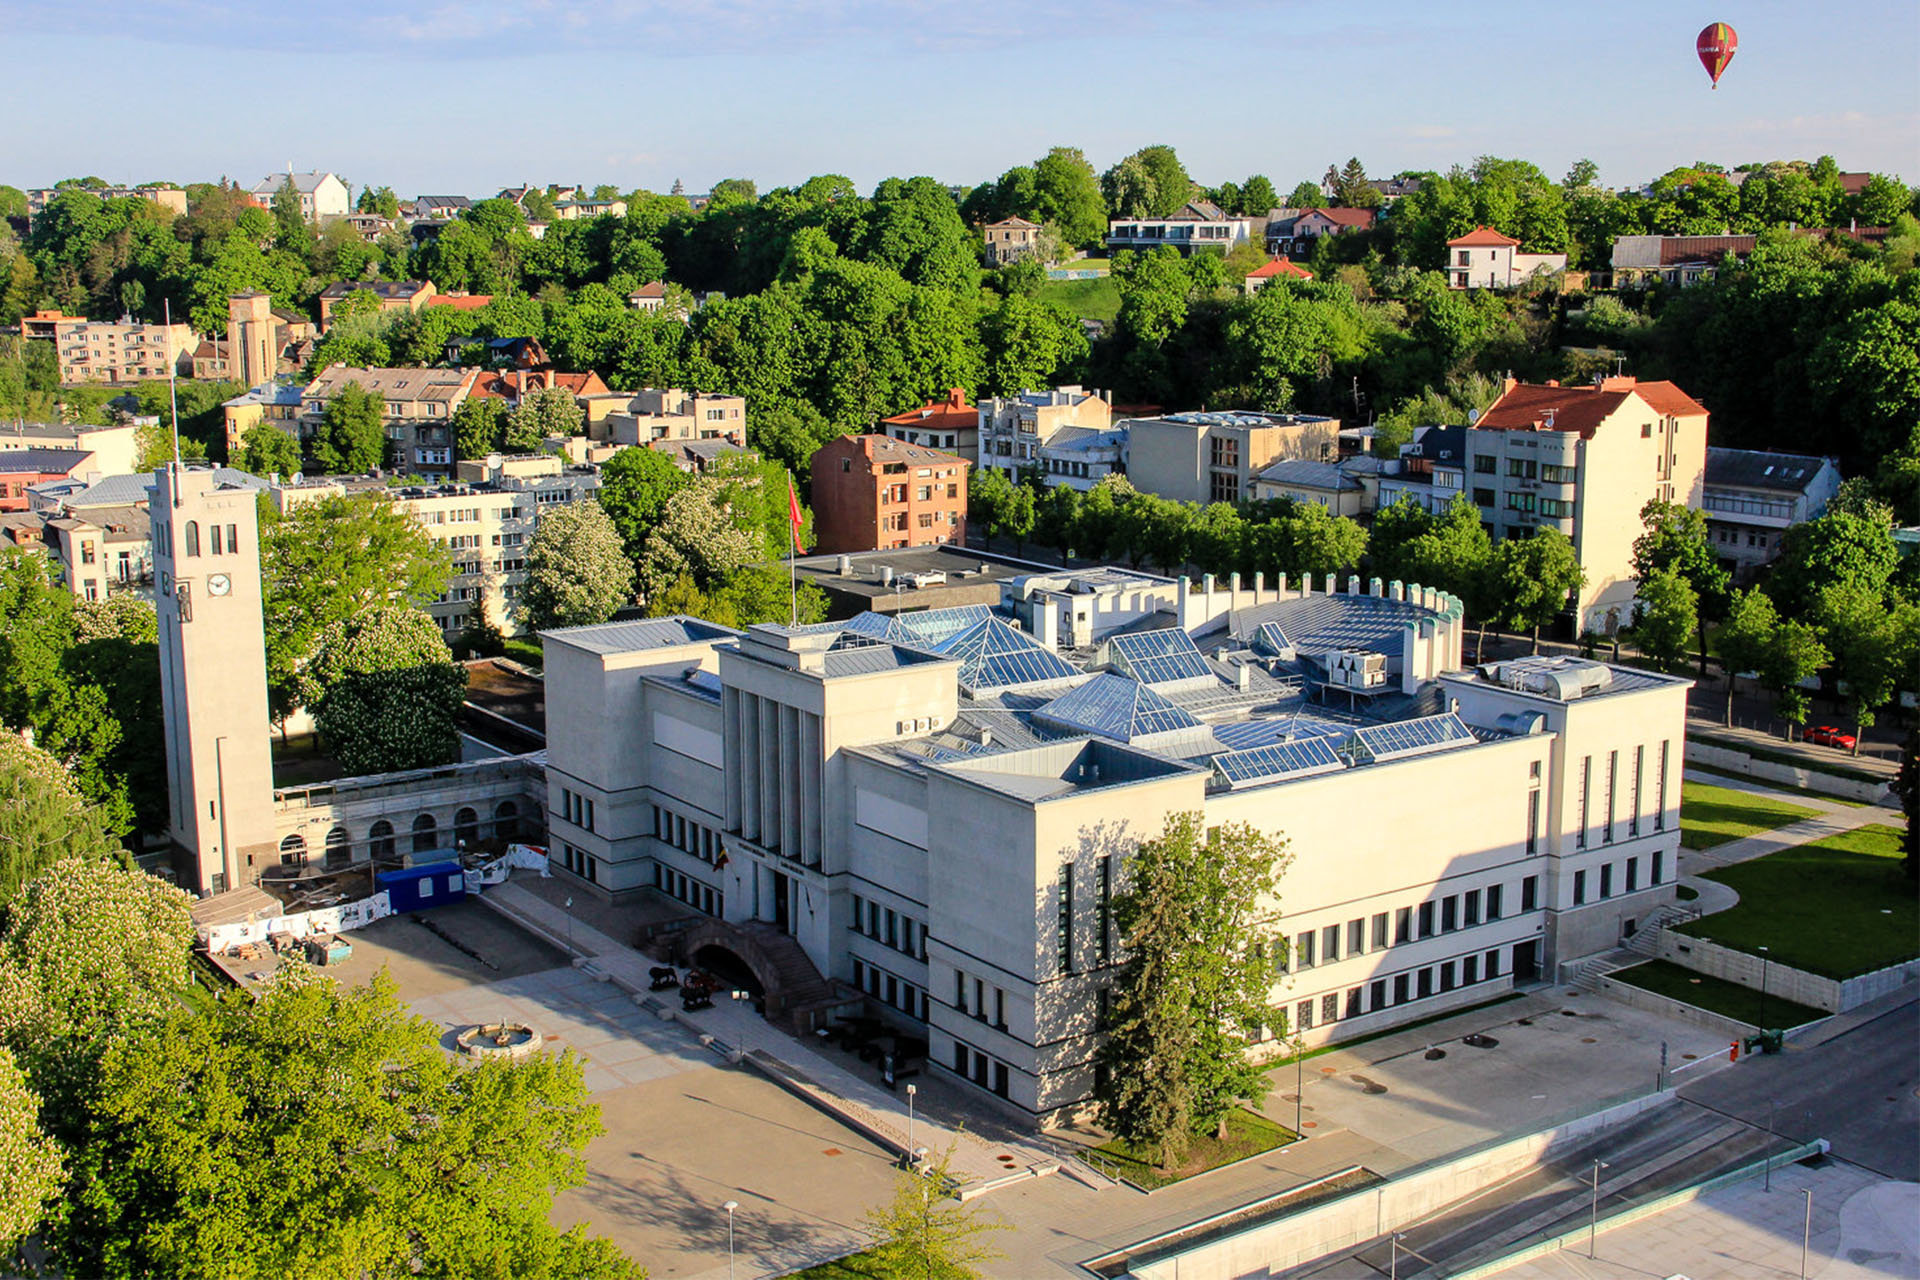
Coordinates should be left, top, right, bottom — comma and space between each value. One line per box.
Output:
788, 477, 807, 555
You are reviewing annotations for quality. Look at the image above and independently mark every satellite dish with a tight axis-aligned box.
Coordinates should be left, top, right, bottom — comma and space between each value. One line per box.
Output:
1468, 408, 1481, 425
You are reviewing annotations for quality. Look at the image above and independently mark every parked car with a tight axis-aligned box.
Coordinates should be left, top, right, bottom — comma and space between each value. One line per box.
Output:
1804, 725, 1857, 750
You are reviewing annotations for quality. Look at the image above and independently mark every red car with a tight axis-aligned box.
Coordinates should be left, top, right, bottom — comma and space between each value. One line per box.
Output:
1804, 725, 1857, 750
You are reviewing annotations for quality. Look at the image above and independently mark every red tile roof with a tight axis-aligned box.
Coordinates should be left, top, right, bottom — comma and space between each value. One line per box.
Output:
424, 294, 493, 311
1477, 377, 1707, 439
471, 370, 608, 401
1248, 258, 1315, 281
1448, 226, 1521, 248
881, 387, 975, 429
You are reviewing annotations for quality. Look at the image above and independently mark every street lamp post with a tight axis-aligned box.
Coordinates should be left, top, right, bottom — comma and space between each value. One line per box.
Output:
1388, 1232, 1404, 1280
1588, 1159, 1610, 1258
564, 895, 574, 957
723, 1200, 738, 1280
906, 1083, 917, 1160
1294, 1034, 1305, 1138
1799, 1188, 1813, 1278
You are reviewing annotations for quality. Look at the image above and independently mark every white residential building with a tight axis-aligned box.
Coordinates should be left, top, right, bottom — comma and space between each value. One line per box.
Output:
249, 171, 351, 223
1446, 227, 1568, 290
975, 387, 1121, 490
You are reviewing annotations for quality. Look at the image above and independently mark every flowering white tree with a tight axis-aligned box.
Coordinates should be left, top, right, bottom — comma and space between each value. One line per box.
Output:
523, 501, 635, 630
301, 607, 465, 776
635, 484, 758, 603
0, 1045, 61, 1255
0, 734, 122, 907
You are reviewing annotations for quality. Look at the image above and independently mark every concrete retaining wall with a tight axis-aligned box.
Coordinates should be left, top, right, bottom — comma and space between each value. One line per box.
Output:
1658, 933, 1920, 1015
1595, 973, 1753, 1041
1683, 740, 1890, 803
1127, 1091, 1675, 1280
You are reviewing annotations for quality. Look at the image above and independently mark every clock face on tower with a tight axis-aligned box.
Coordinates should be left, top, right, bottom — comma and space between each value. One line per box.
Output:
207, 573, 232, 597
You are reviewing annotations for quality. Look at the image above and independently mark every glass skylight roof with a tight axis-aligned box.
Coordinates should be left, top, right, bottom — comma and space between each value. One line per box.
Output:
1211, 736, 1344, 788
1252, 622, 1294, 657
1108, 627, 1213, 686
1035, 673, 1201, 741
1349, 712, 1475, 762
933, 617, 1081, 692
889, 604, 995, 648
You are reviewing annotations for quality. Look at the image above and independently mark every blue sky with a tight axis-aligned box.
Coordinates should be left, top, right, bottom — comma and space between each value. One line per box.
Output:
4, 0, 1915, 197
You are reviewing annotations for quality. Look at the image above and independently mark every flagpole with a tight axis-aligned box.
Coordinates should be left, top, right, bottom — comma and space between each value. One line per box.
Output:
788, 469, 798, 627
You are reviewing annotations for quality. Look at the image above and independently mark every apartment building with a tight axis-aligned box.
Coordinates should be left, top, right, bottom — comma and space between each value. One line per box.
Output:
880, 389, 978, 462
226, 293, 317, 390
248, 171, 350, 223
1127, 410, 1340, 505
298, 366, 480, 477
25, 185, 186, 228
0, 421, 137, 476
1445, 227, 1568, 290
583, 388, 747, 451
317, 280, 437, 330
975, 387, 1118, 489
18, 310, 197, 384
220, 383, 305, 457
538, 566, 1686, 1126
272, 452, 601, 634
810, 434, 970, 555
1468, 377, 1708, 631
1701, 448, 1841, 583
1107, 201, 1256, 256
0, 448, 96, 510
30, 467, 267, 602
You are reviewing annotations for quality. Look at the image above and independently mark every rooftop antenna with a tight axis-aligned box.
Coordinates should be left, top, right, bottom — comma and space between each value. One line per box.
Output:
164, 298, 182, 506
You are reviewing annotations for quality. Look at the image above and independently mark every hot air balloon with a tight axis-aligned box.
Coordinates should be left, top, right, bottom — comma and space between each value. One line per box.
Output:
1697, 22, 1737, 88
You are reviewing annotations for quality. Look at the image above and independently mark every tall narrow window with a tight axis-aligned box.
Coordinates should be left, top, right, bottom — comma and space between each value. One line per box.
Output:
184, 521, 200, 557
1655, 740, 1670, 831
1056, 864, 1074, 974
1604, 751, 1618, 844
1630, 745, 1644, 837
1576, 756, 1591, 848
1097, 855, 1112, 963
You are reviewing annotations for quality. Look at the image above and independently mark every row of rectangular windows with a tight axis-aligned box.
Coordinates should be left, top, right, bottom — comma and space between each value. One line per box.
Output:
1284, 946, 1509, 1036
952, 1039, 1011, 1099
1575, 743, 1670, 848
652, 804, 719, 864
654, 863, 719, 916
1573, 854, 1658, 906
848, 892, 925, 960
851, 958, 928, 1021
559, 842, 598, 884
560, 788, 595, 832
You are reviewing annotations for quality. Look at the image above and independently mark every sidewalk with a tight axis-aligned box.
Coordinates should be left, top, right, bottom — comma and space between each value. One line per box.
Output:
479, 878, 1063, 1197
1687, 714, 1900, 777
1683, 800, 1904, 874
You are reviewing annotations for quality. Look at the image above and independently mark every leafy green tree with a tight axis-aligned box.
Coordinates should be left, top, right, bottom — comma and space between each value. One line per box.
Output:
299, 607, 465, 776
1715, 589, 1778, 725
860, 1144, 1006, 1280
966, 465, 1014, 545
596, 446, 693, 562
523, 501, 635, 630
856, 177, 980, 293
980, 293, 1088, 396
0, 734, 123, 906
1767, 511, 1898, 620
1631, 566, 1698, 673
259, 495, 453, 723
1101, 156, 1161, 220
1493, 529, 1586, 652
636, 483, 761, 601
506, 387, 585, 451
1237, 175, 1279, 216
452, 397, 508, 462
236, 422, 302, 477
1399, 495, 1496, 655
355, 185, 400, 218
1816, 583, 1915, 754
0, 1044, 62, 1255
1095, 813, 1288, 1167
1632, 499, 1730, 675
57, 970, 637, 1280
1285, 181, 1321, 209
999, 483, 1037, 556
1759, 618, 1829, 741
1035, 483, 1083, 558
1223, 278, 1369, 411
1030, 147, 1108, 248
1330, 158, 1380, 208
62, 598, 164, 837
310, 382, 386, 474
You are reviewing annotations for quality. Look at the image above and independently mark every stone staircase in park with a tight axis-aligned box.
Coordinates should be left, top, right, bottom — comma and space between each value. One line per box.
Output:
1567, 903, 1705, 992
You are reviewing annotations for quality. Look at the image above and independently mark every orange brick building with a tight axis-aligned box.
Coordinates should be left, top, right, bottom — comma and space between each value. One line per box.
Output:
810, 434, 970, 555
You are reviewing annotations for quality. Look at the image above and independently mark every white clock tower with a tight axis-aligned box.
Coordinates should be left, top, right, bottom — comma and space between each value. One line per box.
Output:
151, 466, 278, 894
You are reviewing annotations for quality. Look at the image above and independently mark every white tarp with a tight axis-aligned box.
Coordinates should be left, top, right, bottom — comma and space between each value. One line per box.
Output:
463, 843, 551, 893
204, 890, 394, 955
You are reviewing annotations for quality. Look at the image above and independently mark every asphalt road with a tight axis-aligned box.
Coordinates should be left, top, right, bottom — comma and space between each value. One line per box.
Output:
1680, 996, 1920, 1181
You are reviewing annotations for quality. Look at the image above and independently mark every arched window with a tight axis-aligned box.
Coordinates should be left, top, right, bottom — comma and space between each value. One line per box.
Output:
493, 800, 519, 842
279, 833, 307, 867
324, 826, 351, 869
454, 807, 479, 846
184, 520, 200, 558
411, 813, 438, 854
369, 819, 395, 859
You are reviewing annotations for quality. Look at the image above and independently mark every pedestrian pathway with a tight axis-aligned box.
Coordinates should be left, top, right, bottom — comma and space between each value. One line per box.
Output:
1683, 800, 1902, 874
478, 877, 1062, 1197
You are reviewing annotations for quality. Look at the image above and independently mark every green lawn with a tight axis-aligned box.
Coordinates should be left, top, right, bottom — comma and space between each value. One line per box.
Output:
786, 1252, 889, 1279
1611, 959, 1825, 1028
501, 636, 544, 669
1685, 764, 1868, 808
1679, 780, 1817, 850
1086, 1107, 1296, 1190
1675, 824, 1918, 979
1040, 276, 1121, 324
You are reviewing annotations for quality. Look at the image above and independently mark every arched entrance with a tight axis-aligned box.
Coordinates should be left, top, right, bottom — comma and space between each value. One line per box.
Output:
675, 919, 834, 1030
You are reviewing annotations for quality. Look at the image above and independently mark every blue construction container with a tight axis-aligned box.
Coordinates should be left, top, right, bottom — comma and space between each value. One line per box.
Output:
375, 860, 468, 913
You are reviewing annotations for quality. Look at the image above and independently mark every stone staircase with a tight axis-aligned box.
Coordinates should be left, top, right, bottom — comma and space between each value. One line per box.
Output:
1624, 901, 1702, 958
670, 917, 843, 1031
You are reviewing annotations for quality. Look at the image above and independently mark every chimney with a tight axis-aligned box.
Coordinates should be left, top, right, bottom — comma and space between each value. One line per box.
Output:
837, 554, 853, 576
1237, 663, 1251, 692
879, 566, 893, 586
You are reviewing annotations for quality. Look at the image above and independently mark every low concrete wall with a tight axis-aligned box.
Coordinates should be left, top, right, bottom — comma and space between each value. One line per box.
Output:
1684, 740, 1890, 803
1595, 972, 1753, 1042
1127, 1091, 1675, 1280
1658, 933, 1920, 1015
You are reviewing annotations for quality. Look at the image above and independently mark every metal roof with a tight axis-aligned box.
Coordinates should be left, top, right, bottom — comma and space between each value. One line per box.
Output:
543, 617, 737, 654
1704, 447, 1833, 494
1106, 627, 1212, 686
1348, 713, 1475, 763
1212, 736, 1345, 789
1035, 673, 1200, 741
